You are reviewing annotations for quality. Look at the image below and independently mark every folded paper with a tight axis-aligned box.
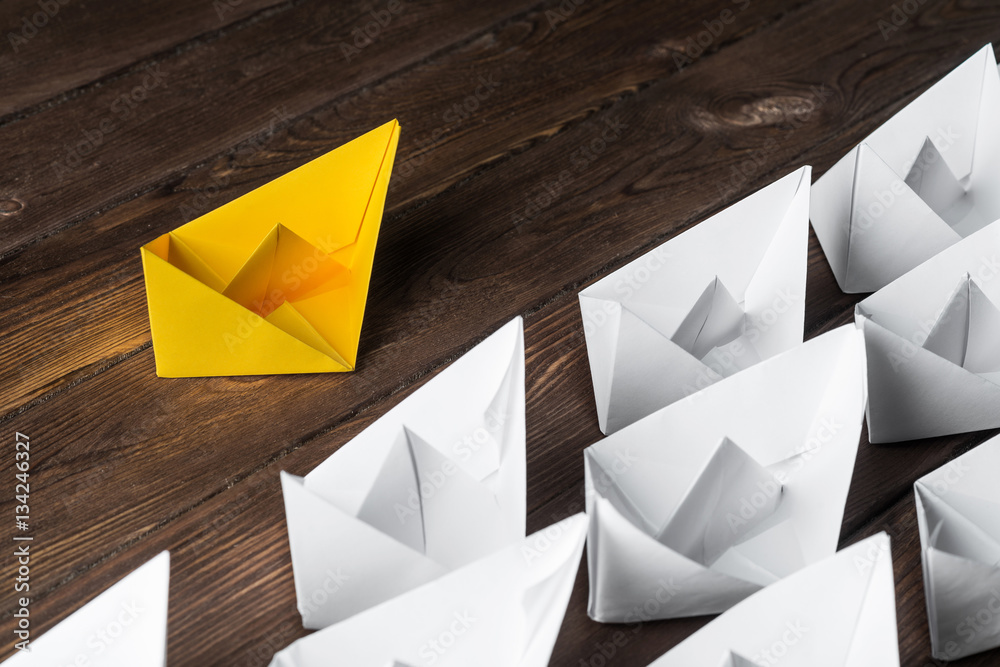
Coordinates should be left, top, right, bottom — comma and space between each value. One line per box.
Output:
915, 433, 1000, 660
280, 317, 525, 629
269, 514, 587, 667
579, 167, 809, 435
812, 44, 1000, 293
2, 552, 169, 667
140, 119, 400, 377
855, 218, 1000, 442
585, 325, 866, 621
647, 533, 898, 666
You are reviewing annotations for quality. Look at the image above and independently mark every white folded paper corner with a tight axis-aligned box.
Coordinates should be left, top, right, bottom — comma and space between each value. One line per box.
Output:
280, 317, 526, 629
915, 433, 1000, 661
579, 166, 810, 435
812, 44, 1000, 293
585, 325, 867, 622
1, 552, 169, 667
716, 652, 756, 667
855, 219, 1000, 443
647, 532, 898, 666
268, 514, 587, 667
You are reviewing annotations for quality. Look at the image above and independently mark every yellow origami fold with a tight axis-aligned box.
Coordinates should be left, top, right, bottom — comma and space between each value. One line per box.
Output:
140, 119, 400, 377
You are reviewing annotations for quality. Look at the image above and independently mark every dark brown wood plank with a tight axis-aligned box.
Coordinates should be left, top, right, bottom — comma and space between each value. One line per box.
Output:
0, 0, 288, 118
3, 0, 1000, 665
0, 0, 539, 257
0, 3, 828, 632
0, 0, 796, 416
3, 0, 855, 623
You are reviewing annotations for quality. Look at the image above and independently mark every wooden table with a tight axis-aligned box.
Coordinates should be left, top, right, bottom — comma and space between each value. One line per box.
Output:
2, 1, 999, 664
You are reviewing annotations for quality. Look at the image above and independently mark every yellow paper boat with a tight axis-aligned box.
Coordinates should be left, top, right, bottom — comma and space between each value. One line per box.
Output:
140, 120, 400, 377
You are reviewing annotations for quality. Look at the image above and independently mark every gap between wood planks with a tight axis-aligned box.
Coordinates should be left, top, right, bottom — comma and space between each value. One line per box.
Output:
0, 0, 835, 622
0, 0, 819, 416
5, 3, 992, 600
5, 4, 998, 661
0, 0, 533, 262
0, 0, 301, 128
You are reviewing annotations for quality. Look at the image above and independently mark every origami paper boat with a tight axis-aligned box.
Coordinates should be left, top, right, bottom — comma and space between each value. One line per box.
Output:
585, 325, 866, 621
1, 552, 169, 667
140, 120, 400, 377
855, 218, 1000, 442
647, 533, 898, 666
916, 433, 1000, 660
812, 44, 1000, 293
280, 318, 525, 629
269, 514, 587, 667
579, 166, 809, 434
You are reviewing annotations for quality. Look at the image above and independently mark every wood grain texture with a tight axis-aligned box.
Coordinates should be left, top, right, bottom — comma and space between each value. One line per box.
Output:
0, 0, 803, 415
1, 0, 1000, 664
0, 0, 539, 256
0, 0, 290, 118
